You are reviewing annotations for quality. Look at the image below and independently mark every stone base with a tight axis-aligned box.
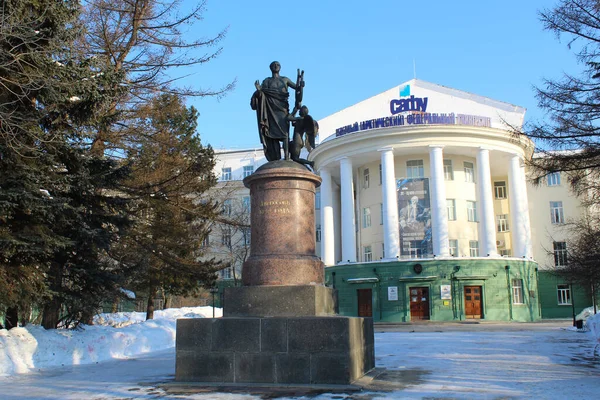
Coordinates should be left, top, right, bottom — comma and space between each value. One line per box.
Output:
175, 316, 375, 385
223, 285, 337, 317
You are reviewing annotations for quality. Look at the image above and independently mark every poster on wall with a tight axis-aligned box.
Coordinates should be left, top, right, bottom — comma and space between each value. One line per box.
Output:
440, 285, 451, 300
397, 178, 432, 257
388, 286, 399, 301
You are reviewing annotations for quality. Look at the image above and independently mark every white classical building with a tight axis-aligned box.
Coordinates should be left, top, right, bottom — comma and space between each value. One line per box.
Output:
311, 79, 538, 265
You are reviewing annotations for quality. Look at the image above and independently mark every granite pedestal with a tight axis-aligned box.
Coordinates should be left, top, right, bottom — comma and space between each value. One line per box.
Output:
175, 161, 375, 385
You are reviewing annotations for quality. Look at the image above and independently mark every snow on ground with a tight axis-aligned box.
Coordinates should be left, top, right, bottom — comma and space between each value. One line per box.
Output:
1, 309, 599, 399
0, 306, 221, 376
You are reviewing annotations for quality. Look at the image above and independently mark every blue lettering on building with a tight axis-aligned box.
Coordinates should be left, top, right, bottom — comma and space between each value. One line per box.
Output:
390, 95, 428, 115
335, 112, 491, 138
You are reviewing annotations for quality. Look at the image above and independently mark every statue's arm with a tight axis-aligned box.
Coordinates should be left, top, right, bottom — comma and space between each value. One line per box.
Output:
285, 77, 298, 90
255, 80, 261, 91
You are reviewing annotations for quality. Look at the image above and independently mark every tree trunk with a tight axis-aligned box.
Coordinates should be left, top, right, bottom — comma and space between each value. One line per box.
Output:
146, 286, 156, 320
42, 298, 61, 329
111, 295, 120, 313
5, 307, 18, 329
593, 284, 597, 314
42, 263, 63, 329
80, 309, 95, 326
20, 304, 32, 326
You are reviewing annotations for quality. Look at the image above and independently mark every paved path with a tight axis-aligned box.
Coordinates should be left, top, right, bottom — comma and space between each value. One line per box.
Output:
1, 321, 597, 399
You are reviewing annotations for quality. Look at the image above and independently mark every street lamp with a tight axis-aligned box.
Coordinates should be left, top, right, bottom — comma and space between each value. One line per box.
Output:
209, 287, 219, 318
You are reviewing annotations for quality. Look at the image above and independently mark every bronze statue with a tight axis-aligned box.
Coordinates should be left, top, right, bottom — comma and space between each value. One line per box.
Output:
250, 61, 304, 161
289, 105, 317, 166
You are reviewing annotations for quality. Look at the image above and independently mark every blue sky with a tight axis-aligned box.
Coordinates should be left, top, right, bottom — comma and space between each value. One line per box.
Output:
178, 0, 581, 150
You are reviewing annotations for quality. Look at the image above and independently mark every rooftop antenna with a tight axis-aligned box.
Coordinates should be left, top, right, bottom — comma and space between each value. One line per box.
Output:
413, 59, 417, 79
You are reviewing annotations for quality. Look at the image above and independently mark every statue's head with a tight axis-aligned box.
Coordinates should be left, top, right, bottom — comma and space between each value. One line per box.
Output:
269, 61, 281, 73
300, 105, 309, 116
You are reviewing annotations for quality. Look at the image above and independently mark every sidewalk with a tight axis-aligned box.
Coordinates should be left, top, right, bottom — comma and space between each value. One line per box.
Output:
374, 319, 573, 332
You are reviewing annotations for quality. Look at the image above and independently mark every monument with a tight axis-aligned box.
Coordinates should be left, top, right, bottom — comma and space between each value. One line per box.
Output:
175, 62, 374, 385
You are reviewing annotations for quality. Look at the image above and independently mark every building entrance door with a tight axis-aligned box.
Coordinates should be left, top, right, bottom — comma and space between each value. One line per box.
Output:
357, 289, 372, 317
409, 287, 430, 320
464, 286, 483, 319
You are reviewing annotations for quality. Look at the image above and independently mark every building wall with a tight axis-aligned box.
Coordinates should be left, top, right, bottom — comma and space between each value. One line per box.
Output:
526, 172, 586, 270
537, 271, 596, 319
325, 259, 540, 322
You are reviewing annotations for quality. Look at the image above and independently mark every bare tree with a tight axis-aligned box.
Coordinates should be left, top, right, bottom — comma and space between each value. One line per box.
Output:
80, 0, 234, 157
520, 0, 600, 206
555, 215, 600, 313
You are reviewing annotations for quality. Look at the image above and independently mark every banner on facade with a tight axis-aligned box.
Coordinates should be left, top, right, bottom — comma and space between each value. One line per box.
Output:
396, 178, 432, 257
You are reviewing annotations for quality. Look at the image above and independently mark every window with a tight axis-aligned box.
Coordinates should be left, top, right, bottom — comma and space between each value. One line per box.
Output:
316, 224, 321, 243
550, 201, 564, 224
449, 239, 458, 256
221, 228, 231, 247
557, 284, 571, 305
363, 245, 372, 262
443, 159, 454, 180
553, 241, 568, 267
512, 279, 524, 304
497, 214, 509, 232
379, 164, 383, 185
222, 199, 232, 216
221, 267, 232, 279
500, 249, 512, 257
467, 201, 477, 222
380, 203, 384, 225
446, 199, 456, 221
363, 168, 370, 188
362, 207, 371, 228
494, 181, 507, 199
469, 240, 479, 257
406, 160, 424, 179
403, 240, 427, 258
464, 162, 475, 182
242, 196, 251, 212
382, 243, 385, 258
221, 167, 232, 181
315, 191, 321, 209
547, 172, 561, 186
242, 227, 251, 246
243, 165, 254, 178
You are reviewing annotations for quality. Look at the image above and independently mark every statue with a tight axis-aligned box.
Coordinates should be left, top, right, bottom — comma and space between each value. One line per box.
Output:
251, 61, 314, 163
289, 105, 318, 167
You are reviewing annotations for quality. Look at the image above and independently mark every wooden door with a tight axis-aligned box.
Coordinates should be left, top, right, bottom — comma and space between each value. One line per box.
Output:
357, 289, 372, 317
464, 286, 483, 319
409, 287, 430, 320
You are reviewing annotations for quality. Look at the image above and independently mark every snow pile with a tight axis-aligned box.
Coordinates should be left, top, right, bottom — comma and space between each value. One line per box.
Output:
93, 306, 222, 328
587, 312, 600, 344
575, 306, 597, 322
0, 306, 220, 377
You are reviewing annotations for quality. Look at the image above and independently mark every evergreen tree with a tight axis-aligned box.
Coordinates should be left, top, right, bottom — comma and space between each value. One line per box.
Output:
116, 94, 221, 320
0, 0, 130, 328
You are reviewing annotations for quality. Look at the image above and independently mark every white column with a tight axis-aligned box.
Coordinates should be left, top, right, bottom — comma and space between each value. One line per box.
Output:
319, 169, 335, 266
508, 154, 533, 258
429, 145, 450, 256
339, 157, 357, 262
379, 147, 400, 259
476, 148, 498, 257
